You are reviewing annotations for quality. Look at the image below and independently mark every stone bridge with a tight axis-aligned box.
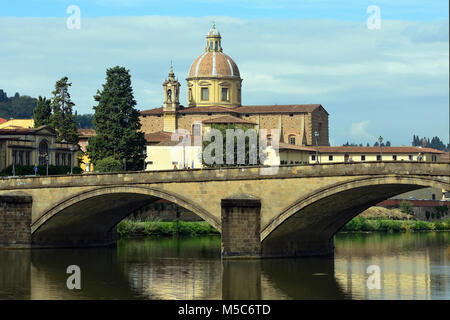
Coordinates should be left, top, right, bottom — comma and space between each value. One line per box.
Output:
0, 162, 449, 258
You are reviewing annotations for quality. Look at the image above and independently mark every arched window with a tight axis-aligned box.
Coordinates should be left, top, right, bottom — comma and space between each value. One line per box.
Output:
39, 140, 49, 165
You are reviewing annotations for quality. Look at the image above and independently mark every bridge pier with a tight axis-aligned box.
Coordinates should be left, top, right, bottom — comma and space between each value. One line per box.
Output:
221, 195, 261, 258
0, 195, 32, 248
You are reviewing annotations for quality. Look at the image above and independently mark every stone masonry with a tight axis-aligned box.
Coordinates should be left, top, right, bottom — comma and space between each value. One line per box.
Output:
221, 195, 261, 258
0, 195, 32, 248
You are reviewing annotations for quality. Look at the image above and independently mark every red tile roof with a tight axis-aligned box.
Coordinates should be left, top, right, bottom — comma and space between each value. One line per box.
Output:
278, 144, 445, 154
315, 146, 445, 154
140, 104, 326, 116
278, 143, 316, 152
236, 104, 324, 114
0, 118, 7, 124
144, 131, 173, 143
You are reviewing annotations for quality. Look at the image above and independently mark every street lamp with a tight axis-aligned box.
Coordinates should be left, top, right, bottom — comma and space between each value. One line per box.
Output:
143, 148, 147, 171
45, 153, 49, 176
70, 145, 74, 174
314, 131, 320, 164
378, 136, 383, 161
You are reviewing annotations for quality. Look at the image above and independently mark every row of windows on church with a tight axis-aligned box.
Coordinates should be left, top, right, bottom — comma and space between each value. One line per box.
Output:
199, 87, 230, 102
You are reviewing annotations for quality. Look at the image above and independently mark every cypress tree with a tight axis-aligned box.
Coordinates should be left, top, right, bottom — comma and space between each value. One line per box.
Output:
33, 96, 52, 127
87, 66, 146, 171
50, 77, 79, 144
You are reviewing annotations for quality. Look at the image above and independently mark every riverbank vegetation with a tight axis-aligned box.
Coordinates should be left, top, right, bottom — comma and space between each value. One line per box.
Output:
117, 219, 219, 238
341, 217, 450, 232
117, 216, 450, 238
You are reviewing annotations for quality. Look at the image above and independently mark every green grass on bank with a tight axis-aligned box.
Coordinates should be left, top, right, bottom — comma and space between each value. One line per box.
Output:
117, 217, 450, 238
341, 217, 450, 233
117, 219, 220, 238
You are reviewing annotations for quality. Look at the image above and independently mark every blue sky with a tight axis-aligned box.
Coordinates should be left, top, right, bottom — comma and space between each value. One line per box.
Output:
1, 0, 448, 21
0, 1, 448, 146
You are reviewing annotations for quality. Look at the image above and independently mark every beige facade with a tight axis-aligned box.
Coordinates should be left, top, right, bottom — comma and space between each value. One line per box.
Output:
0, 126, 79, 172
277, 145, 445, 165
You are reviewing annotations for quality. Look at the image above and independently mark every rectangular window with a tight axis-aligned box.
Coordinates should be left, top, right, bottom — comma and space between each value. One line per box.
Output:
311, 155, 316, 161
361, 155, 366, 161
393, 155, 397, 161
25, 151, 30, 165
201, 88, 209, 100
193, 124, 202, 136
289, 136, 296, 145
408, 155, 413, 161
329, 155, 333, 161
221, 88, 229, 101
432, 155, 437, 162
377, 155, 381, 161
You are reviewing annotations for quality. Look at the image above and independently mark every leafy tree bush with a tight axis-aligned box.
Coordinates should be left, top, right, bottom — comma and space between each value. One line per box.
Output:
399, 200, 414, 215
94, 156, 123, 172
0, 164, 81, 176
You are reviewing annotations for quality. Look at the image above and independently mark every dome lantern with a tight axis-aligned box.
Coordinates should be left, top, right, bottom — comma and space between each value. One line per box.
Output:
206, 24, 223, 53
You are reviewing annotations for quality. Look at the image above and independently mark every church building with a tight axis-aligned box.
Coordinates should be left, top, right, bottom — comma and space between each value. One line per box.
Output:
140, 25, 329, 169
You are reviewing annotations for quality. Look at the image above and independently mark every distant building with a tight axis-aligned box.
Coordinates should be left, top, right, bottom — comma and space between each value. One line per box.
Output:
0, 126, 78, 172
78, 129, 96, 172
277, 145, 446, 165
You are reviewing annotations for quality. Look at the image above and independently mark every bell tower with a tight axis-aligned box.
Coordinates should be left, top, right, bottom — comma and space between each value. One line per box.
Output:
163, 64, 180, 132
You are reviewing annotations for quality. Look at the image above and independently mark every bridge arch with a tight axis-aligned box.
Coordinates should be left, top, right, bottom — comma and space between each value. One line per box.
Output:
31, 185, 219, 247
260, 175, 449, 257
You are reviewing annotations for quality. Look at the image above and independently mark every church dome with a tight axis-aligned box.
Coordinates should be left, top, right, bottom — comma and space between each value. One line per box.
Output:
188, 51, 240, 78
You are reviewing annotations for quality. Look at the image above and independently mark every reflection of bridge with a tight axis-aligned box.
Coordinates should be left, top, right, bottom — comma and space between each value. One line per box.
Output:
0, 162, 449, 257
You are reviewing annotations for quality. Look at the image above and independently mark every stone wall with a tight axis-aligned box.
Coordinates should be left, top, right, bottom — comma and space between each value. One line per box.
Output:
140, 114, 164, 133
0, 195, 32, 248
221, 196, 261, 258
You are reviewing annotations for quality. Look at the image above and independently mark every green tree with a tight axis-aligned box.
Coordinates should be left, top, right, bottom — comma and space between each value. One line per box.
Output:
95, 156, 123, 172
399, 200, 414, 215
87, 66, 146, 171
33, 96, 52, 127
74, 112, 94, 129
50, 77, 79, 144
0, 89, 37, 119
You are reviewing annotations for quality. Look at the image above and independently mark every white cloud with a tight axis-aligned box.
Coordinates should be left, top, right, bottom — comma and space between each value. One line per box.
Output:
348, 121, 375, 142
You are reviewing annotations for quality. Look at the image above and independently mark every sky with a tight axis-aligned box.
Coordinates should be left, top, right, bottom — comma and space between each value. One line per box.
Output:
0, 0, 448, 146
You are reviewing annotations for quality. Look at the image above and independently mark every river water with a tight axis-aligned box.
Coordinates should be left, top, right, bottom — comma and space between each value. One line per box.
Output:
0, 232, 449, 300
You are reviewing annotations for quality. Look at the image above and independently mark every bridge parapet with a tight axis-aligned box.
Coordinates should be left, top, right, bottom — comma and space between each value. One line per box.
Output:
0, 162, 448, 191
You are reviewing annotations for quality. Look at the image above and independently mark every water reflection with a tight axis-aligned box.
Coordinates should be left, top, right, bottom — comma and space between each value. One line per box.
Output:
0, 233, 448, 300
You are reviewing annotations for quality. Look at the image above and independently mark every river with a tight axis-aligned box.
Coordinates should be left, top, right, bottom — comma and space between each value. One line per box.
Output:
0, 232, 449, 300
